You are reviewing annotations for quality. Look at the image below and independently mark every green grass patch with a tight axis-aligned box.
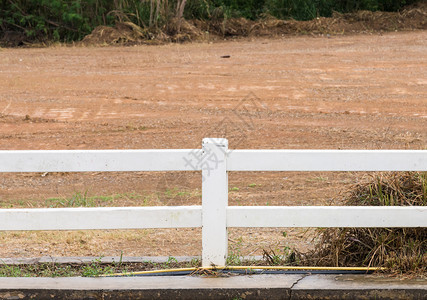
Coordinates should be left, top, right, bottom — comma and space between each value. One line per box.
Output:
45, 191, 144, 208
0, 256, 202, 277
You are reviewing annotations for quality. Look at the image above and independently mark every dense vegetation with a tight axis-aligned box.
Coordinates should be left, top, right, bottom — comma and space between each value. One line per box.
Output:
0, 0, 421, 43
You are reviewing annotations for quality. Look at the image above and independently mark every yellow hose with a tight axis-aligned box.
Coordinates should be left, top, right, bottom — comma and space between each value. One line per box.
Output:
103, 265, 385, 277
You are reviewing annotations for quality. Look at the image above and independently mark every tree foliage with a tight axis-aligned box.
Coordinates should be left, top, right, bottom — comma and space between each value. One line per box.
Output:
0, 0, 421, 43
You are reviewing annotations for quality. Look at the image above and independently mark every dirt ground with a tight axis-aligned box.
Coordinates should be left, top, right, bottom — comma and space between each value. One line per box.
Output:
0, 31, 426, 259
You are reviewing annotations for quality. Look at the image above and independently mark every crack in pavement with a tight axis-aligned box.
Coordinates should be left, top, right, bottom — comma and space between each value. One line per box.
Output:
289, 274, 307, 300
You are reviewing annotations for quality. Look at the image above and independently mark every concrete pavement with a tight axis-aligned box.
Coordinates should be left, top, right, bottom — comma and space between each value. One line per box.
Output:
0, 274, 425, 299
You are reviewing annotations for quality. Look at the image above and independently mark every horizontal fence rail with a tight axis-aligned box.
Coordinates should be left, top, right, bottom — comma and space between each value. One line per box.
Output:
227, 206, 426, 228
0, 207, 202, 230
0, 150, 203, 172
2, 206, 422, 231
227, 150, 427, 171
0, 138, 426, 267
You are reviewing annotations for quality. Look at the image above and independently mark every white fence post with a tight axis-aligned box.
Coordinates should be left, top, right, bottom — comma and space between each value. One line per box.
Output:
202, 138, 228, 267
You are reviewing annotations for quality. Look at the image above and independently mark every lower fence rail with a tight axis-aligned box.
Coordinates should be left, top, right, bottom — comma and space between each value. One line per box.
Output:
1, 206, 425, 231
227, 206, 427, 228
0, 206, 202, 230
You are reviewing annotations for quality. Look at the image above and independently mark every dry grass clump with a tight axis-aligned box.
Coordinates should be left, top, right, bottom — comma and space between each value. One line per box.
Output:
301, 172, 426, 275
80, 19, 205, 45
81, 22, 153, 45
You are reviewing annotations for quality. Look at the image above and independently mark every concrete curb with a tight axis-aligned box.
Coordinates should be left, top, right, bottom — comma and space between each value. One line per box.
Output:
0, 274, 425, 300
292, 274, 427, 300
0, 275, 300, 300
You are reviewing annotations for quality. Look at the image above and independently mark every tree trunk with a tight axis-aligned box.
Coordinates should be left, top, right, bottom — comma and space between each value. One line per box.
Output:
176, 0, 187, 33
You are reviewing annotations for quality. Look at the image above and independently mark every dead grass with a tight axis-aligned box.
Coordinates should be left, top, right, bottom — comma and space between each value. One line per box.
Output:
0, 229, 202, 258
298, 172, 427, 276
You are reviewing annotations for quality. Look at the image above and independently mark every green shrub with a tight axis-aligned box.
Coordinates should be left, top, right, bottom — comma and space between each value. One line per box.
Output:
0, 0, 422, 44
0, 0, 116, 42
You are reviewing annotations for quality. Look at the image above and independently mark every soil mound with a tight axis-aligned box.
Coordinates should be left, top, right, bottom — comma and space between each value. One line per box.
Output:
80, 22, 151, 45
81, 19, 206, 45
81, 3, 427, 45
231, 2, 427, 37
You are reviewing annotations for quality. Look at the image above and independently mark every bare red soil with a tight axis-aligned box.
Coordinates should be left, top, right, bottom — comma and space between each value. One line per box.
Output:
0, 31, 426, 258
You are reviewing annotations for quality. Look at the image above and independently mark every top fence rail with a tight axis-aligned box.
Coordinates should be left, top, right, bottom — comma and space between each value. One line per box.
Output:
227, 150, 427, 171
0, 149, 426, 172
0, 150, 203, 172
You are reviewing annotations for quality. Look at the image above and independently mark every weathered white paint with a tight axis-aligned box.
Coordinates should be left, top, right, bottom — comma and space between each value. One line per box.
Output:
227, 206, 427, 227
202, 138, 228, 267
0, 150, 203, 172
227, 150, 427, 171
0, 206, 202, 230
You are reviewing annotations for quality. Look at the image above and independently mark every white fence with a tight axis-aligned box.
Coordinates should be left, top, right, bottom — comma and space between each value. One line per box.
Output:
0, 138, 426, 267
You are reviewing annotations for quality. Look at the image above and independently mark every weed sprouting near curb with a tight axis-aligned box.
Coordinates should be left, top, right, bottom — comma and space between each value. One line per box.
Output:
81, 258, 114, 277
